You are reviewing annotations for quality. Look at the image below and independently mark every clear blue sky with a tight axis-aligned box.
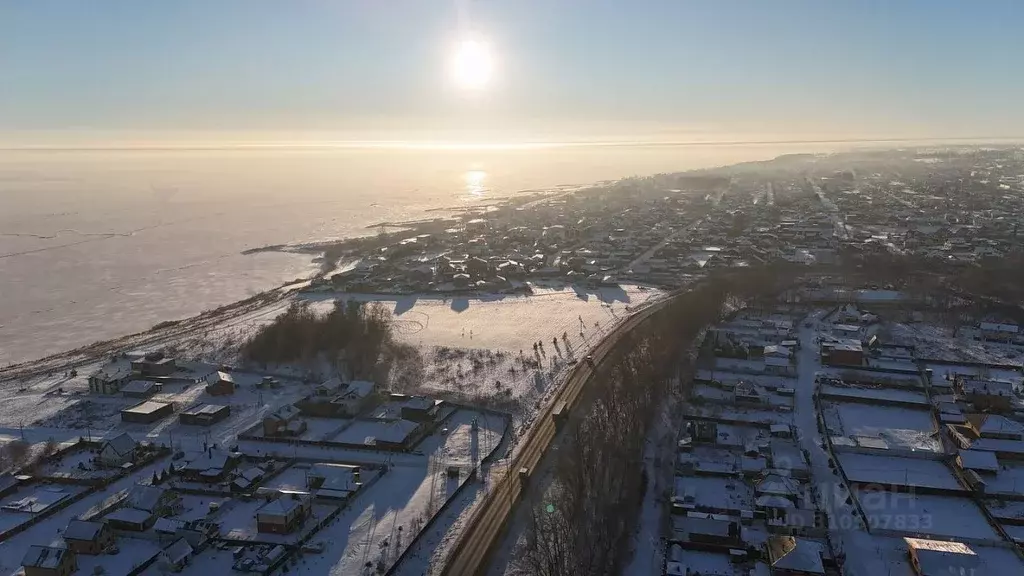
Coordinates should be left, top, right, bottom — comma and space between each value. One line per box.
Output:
2, 0, 1023, 140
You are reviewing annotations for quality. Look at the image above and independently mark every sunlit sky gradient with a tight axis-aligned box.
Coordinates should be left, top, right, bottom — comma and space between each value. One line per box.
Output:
3, 0, 1024, 143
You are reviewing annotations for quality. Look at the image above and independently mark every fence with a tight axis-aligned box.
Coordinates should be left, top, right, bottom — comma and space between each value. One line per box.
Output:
384, 468, 478, 576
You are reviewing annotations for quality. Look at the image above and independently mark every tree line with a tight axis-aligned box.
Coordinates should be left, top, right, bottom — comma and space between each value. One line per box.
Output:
512, 268, 785, 576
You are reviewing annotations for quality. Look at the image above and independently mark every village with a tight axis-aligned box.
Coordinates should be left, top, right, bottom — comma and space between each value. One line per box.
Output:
3, 147, 1024, 576
0, 349, 511, 576
661, 294, 1024, 576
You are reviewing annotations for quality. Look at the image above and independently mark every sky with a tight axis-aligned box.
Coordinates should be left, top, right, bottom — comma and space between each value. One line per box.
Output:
2, 0, 1024, 142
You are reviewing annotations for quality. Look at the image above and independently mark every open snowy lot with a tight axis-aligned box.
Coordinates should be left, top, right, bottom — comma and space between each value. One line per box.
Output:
673, 475, 754, 511
320, 284, 664, 353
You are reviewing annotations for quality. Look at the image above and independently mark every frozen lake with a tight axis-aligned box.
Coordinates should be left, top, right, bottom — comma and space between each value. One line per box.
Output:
0, 142, 835, 363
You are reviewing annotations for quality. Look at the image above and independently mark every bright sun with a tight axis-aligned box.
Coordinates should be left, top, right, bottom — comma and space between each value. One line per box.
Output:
450, 38, 494, 91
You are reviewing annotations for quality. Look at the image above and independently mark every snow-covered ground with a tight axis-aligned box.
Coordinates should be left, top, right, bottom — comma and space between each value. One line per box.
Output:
821, 402, 942, 453
329, 284, 663, 353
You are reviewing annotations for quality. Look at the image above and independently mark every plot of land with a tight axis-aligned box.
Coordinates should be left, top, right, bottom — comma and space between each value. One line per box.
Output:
819, 385, 928, 407
853, 489, 999, 542
673, 476, 754, 511
825, 402, 940, 453
838, 453, 961, 491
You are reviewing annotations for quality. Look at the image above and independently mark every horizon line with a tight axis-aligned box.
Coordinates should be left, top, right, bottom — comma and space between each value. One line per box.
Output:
1, 135, 1022, 152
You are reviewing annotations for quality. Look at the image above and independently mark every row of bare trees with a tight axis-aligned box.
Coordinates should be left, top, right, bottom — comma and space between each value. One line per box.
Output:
512, 272, 762, 575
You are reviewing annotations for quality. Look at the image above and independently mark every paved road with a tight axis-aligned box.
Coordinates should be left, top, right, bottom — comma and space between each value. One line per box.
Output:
440, 290, 680, 576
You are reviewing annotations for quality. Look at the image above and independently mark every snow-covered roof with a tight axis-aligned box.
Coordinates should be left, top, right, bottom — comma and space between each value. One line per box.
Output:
121, 380, 155, 394
211, 371, 234, 383
106, 506, 152, 525
162, 538, 194, 565
257, 496, 306, 519
767, 536, 825, 575
757, 474, 800, 496
103, 432, 137, 457
905, 538, 979, 575
342, 380, 376, 399
183, 450, 236, 473
969, 414, 1024, 438
756, 495, 795, 509
22, 546, 70, 569
958, 450, 1000, 473
365, 419, 419, 445
63, 520, 104, 542
268, 404, 301, 422
127, 484, 166, 512
154, 517, 185, 534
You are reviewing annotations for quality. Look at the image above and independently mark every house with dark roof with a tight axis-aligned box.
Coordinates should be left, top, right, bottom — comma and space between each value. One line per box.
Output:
256, 494, 312, 534
158, 538, 194, 572
179, 449, 241, 483
21, 545, 76, 576
62, 520, 114, 555
98, 432, 137, 467
106, 484, 181, 531
121, 380, 157, 399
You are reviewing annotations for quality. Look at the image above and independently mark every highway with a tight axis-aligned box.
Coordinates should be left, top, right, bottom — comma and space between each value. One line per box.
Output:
440, 290, 679, 575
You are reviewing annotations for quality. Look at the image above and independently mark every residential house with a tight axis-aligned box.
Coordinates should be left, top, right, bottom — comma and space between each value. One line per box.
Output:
180, 449, 241, 483
390, 394, 440, 422
121, 400, 174, 424
62, 520, 114, 555
262, 405, 306, 437
21, 546, 76, 576
179, 404, 231, 426
821, 339, 864, 367
158, 538, 194, 572
88, 366, 132, 395
131, 353, 177, 377
956, 378, 1017, 412
98, 433, 137, 467
205, 371, 235, 396
121, 380, 157, 399
256, 494, 312, 534
106, 485, 181, 531
965, 413, 1024, 441
979, 321, 1019, 342
766, 535, 826, 576
332, 380, 377, 416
